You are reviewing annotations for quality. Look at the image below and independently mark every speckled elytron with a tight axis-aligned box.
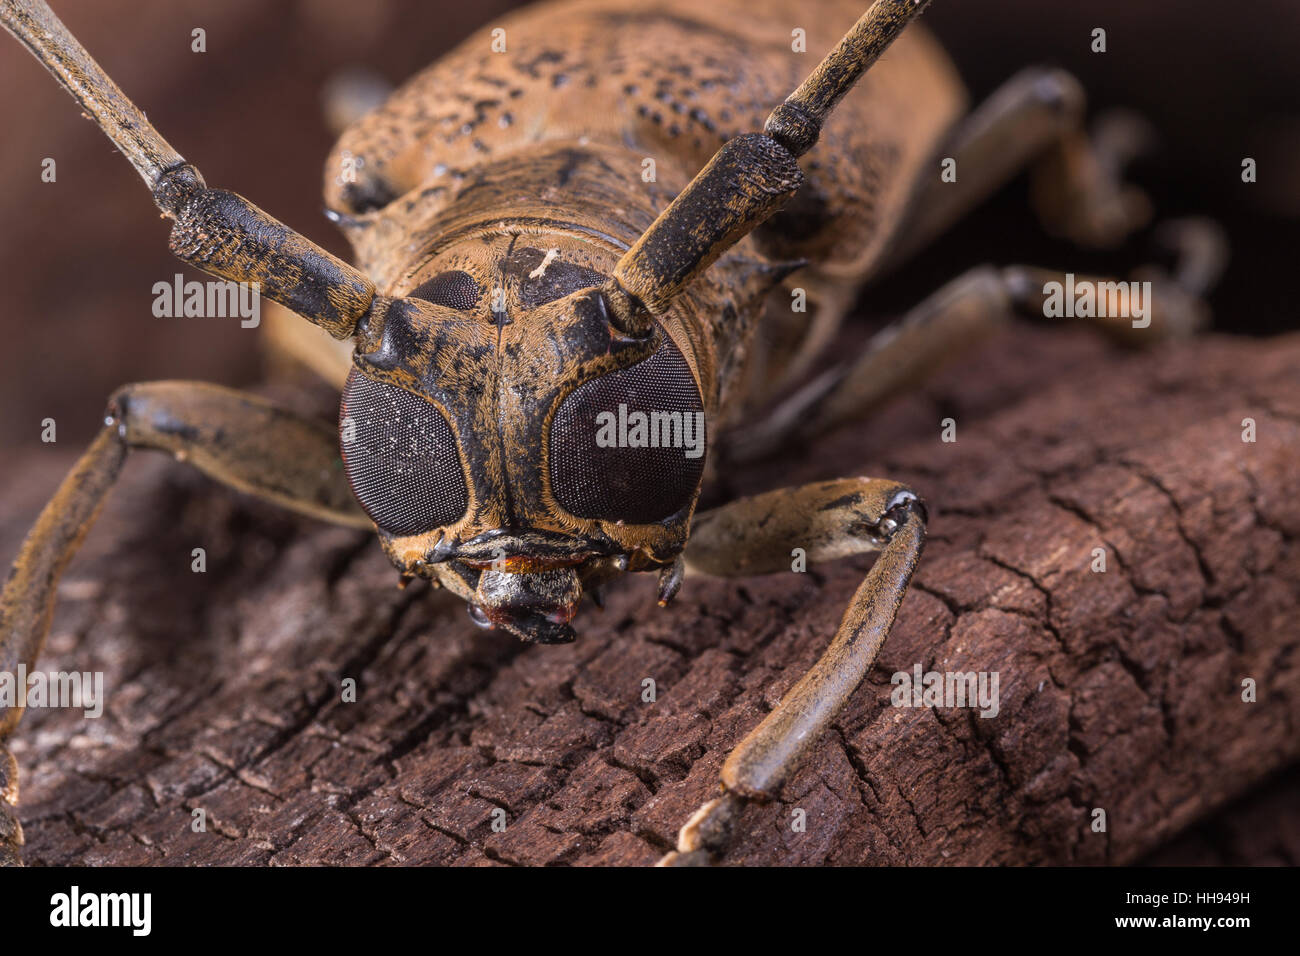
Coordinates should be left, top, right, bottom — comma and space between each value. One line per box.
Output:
0, 0, 1217, 865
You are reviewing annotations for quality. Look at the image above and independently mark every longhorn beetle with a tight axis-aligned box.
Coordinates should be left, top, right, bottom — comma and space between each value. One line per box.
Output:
0, 0, 1221, 866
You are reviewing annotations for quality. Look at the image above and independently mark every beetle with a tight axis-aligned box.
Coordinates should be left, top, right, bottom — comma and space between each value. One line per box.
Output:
0, 0, 1221, 866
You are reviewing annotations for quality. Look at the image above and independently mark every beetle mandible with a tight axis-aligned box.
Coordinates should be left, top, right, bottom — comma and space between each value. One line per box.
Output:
0, 0, 1220, 866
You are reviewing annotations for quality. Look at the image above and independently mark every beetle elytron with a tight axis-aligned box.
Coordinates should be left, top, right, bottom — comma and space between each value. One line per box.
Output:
0, 0, 1218, 865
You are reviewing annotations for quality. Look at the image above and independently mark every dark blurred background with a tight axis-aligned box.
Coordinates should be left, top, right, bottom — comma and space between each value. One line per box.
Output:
1, 0, 1298, 451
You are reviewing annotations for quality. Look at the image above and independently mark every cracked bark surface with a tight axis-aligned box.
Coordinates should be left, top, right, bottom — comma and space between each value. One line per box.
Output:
2, 326, 1298, 866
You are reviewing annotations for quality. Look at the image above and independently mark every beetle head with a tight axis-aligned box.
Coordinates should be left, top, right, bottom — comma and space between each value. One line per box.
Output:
338, 239, 706, 643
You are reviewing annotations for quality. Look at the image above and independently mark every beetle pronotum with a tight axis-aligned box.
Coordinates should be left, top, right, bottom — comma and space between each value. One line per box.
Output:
0, 0, 1221, 866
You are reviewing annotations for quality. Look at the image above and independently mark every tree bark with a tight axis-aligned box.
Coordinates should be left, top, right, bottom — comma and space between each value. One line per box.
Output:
3, 326, 1298, 866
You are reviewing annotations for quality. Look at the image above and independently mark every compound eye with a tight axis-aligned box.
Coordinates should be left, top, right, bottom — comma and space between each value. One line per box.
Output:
549, 336, 705, 524
408, 270, 480, 311
340, 368, 468, 535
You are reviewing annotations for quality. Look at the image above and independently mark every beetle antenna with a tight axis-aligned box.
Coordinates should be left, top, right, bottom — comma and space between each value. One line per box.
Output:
0, 0, 385, 340
603, 0, 932, 335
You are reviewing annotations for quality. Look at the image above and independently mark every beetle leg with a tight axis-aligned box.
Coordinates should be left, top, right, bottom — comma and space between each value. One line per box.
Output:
728, 227, 1224, 463
0, 382, 368, 864
658, 478, 925, 865
757, 67, 1221, 415
887, 67, 1154, 267
730, 267, 1013, 462
758, 278, 861, 397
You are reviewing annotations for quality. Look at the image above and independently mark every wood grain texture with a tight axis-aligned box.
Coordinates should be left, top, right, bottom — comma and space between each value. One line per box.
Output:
3, 326, 1297, 866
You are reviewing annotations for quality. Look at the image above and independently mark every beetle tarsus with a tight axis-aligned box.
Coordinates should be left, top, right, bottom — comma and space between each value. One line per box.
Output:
656, 556, 686, 607
656, 791, 743, 866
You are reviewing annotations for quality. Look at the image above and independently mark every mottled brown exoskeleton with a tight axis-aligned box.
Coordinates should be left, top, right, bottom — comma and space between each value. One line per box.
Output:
0, 0, 1222, 865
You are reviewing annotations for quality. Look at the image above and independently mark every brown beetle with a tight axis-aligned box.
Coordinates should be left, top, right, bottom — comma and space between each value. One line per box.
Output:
0, 0, 1220, 866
